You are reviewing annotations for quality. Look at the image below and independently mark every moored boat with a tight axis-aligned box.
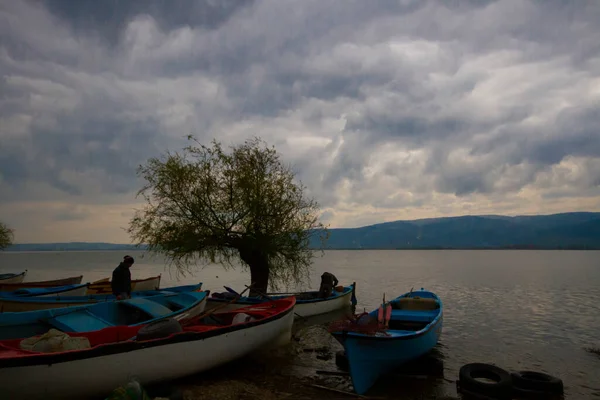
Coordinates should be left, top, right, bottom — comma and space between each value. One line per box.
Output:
0, 275, 83, 292
0, 296, 296, 400
0, 271, 27, 284
0, 284, 89, 300
328, 289, 443, 395
0, 283, 202, 312
0, 290, 208, 340
207, 283, 356, 318
87, 275, 161, 294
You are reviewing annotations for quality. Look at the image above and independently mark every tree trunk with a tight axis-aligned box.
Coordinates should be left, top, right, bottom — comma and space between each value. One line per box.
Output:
239, 246, 270, 297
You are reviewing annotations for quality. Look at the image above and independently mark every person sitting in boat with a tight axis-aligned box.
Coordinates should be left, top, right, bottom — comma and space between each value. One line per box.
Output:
112, 255, 134, 300
318, 271, 339, 298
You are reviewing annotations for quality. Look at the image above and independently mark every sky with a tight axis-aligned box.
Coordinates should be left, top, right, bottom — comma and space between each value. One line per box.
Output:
1, 0, 600, 243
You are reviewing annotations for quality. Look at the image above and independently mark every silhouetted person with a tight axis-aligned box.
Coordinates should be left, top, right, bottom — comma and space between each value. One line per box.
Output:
112, 255, 134, 299
319, 271, 339, 298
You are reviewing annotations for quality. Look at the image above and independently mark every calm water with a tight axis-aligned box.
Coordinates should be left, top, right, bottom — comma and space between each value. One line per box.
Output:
1, 250, 599, 399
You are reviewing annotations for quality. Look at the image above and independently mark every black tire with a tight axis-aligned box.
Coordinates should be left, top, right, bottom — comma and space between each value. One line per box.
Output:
511, 371, 564, 395
458, 363, 513, 399
335, 350, 349, 371
136, 318, 183, 341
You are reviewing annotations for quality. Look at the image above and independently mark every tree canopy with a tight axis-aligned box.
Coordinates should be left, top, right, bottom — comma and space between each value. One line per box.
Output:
128, 136, 329, 295
0, 222, 14, 251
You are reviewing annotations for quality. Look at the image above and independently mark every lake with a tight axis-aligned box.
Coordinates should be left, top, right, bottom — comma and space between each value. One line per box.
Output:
1, 249, 599, 399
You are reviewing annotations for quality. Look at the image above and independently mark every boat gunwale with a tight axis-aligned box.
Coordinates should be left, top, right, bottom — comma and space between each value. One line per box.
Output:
0, 276, 84, 289
331, 290, 443, 341
89, 275, 162, 286
0, 283, 203, 305
8, 283, 91, 298
0, 272, 27, 282
0, 297, 296, 368
208, 284, 354, 305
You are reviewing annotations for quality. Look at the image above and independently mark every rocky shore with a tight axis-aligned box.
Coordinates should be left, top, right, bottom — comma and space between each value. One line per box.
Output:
169, 316, 460, 400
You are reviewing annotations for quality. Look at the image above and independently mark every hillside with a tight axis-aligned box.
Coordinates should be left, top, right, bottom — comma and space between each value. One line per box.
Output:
4, 212, 600, 251
314, 212, 600, 249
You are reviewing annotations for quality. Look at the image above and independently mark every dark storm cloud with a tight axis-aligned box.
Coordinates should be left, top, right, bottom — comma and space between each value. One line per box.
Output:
1, 0, 599, 227
42, 0, 255, 46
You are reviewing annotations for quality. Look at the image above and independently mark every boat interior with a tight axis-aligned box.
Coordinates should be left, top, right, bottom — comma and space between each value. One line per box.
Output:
40, 294, 199, 333
386, 292, 441, 332
0, 299, 294, 353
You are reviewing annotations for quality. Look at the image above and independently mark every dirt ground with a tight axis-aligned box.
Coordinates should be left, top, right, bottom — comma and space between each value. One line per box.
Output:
146, 320, 461, 400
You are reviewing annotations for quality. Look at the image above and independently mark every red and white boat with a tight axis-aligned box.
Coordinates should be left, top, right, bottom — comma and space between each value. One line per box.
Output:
0, 297, 296, 400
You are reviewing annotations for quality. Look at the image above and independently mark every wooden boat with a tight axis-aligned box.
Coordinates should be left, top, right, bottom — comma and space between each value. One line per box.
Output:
0, 271, 27, 284
0, 296, 296, 400
87, 275, 161, 294
328, 289, 443, 395
0, 283, 203, 312
206, 283, 356, 318
1, 284, 89, 299
0, 275, 83, 292
0, 290, 208, 340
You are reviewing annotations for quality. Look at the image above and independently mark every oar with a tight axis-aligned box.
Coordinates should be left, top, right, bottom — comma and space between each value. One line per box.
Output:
244, 285, 307, 321
185, 284, 254, 326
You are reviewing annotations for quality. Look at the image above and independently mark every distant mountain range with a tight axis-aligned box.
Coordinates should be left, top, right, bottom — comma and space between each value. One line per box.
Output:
4, 212, 600, 251
312, 212, 600, 249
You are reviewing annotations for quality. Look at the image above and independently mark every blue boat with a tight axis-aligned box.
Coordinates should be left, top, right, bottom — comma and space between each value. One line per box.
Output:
329, 289, 443, 395
0, 290, 208, 340
0, 284, 90, 298
0, 283, 203, 312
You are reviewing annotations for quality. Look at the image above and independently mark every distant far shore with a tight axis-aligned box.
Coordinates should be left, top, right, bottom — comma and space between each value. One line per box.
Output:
3, 244, 600, 252
4, 212, 600, 252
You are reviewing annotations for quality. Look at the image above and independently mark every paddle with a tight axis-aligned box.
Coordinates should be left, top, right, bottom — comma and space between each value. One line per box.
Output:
182, 284, 255, 327
243, 285, 307, 321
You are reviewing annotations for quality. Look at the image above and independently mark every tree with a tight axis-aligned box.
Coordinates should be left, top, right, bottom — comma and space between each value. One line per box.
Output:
128, 136, 329, 296
0, 222, 14, 251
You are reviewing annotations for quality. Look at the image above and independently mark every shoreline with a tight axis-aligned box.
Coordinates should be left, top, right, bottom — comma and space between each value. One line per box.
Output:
138, 318, 459, 400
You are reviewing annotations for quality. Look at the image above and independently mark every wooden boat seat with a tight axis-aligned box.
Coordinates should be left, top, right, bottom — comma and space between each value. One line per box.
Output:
165, 296, 190, 310
119, 298, 174, 317
46, 311, 112, 332
393, 297, 439, 311
390, 309, 439, 323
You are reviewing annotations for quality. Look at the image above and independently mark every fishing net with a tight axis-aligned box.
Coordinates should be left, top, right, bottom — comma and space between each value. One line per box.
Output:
327, 312, 390, 336
20, 329, 91, 353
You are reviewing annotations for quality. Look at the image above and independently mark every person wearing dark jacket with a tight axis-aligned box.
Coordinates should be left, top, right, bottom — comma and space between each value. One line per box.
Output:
318, 271, 339, 298
112, 255, 134, 299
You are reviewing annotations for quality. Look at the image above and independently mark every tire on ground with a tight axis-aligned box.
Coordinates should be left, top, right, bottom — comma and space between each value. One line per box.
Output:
457, 362, 513, 400
510, 371, 564, 396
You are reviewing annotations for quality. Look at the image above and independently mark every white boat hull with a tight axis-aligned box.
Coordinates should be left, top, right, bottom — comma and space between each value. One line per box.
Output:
131, 276, 161, 292
36, 285, 88, 297
0, 305, 294, 399
0, 273, 26, 284
207, 288, 353, 318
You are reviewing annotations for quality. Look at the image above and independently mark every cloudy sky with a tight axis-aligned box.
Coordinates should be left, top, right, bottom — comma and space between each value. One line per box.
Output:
1, 0, 599, 243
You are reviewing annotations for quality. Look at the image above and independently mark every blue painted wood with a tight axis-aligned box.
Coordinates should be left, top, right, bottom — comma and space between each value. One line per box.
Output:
0, 290, 207, 340
0, 283, 202, 303
0, 284, 90, 298
330, 289, 443, 395
119, 298, 174, 317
